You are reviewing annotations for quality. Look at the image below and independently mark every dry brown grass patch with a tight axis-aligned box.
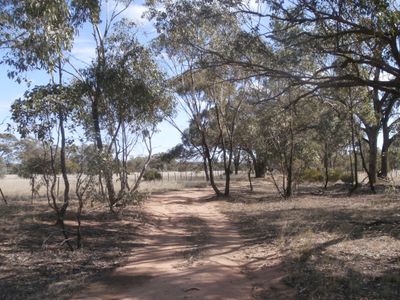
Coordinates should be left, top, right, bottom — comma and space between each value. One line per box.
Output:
221, 182, 400, 299
0, 198, 147, 300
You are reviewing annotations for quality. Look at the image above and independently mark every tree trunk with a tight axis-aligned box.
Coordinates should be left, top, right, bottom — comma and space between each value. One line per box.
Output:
206, 154, 222, 196
285, 121, 295, 198
254, 160, 266, 178
202, 156, 210, 181
365, 126, 379, 185
350, 115, 359, 189
58, 109, 70, 218
247, 163, 253, 192
56, 63, 72, 251
224, 143, 234, 197
201, 133, 222, 196
243, 149, 267, 178
233, 149, 241, 175
91, 96, 116, 209
323, 142, 329, 189
358, 136, 376, 193
380, 121, 390, 178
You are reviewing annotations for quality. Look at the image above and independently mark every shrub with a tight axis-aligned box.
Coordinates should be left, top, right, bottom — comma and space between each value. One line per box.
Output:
143, 169, 162, 181
328, 169, 344, 182
340, 173, 353, 184
300, 168, 324, 182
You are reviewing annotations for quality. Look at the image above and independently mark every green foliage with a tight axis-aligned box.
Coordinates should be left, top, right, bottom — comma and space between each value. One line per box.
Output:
0, 133, 17, 161
11, 84, 76, 139
16, 140, 56, 178
328, 169, 344, 182
143, 169, 162, 181
0, 0, 99, 76
299, 168, 345, 183
340, 173, 354, 184
68, 144, 102, 176
118, 190, 148, 207
299, 168, 324, 183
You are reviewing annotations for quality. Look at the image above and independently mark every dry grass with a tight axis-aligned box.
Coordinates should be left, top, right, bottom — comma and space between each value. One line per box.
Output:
0, 174, 210, 200
0, 197, 149, 300
2, 173, 400, 299
222, 179, 400, 299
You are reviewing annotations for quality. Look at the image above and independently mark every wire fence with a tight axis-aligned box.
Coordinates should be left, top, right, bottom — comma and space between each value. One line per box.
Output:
129, 170, 227, 182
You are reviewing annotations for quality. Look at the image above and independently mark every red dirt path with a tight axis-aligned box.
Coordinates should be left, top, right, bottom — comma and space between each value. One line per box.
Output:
73, 189, 294, 300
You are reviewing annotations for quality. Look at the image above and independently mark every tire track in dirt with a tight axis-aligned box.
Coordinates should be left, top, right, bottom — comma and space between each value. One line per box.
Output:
72, 189, 293, 300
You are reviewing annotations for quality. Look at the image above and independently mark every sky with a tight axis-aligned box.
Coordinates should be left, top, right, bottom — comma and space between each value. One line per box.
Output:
0, 0, 188, 155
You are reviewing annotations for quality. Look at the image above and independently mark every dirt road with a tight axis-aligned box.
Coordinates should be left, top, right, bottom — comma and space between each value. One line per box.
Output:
73, 189, 293, 300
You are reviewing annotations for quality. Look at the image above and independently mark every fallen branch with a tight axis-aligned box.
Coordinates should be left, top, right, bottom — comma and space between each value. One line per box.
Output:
269, 170, 285, 199
42, 230, 76, 249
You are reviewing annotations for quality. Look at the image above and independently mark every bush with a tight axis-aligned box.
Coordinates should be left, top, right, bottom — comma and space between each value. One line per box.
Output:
328, 169, 344, 182
143, 169, 162, 181
300, 168, 324, 182
340, 173, 353, 184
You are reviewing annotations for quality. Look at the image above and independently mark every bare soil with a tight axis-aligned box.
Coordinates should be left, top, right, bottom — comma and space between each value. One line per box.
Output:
72, 189, 294, 299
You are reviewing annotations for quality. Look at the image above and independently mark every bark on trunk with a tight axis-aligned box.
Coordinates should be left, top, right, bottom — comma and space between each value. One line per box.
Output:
365, 126, 379, 185
285, 128, 294, 198
254, 161, 267, 178
359, 136, 376, 193
350, 115, 359, 189
91, 96, 116, 209
202, 156, 210, 181
380, 122, 390, 178
323, 142, 329, 189
233, 149, 241, 175
202, 134, 222, 196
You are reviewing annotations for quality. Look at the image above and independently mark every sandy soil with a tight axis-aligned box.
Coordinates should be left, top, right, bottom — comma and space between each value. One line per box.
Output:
72, 189, 294, 300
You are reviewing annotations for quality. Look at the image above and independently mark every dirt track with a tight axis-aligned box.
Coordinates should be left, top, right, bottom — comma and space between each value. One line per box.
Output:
73, 189, 293, 300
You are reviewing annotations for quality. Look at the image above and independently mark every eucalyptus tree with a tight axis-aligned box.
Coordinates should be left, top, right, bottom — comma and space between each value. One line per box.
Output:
234, 80, 277, 178
246, 74, 324, 197
12, 85, 77, 250
264, 0, 400, 97
173, 70, 225, 196
235, 109, 270, 178
181, 119, 214, 182
72, 14, 173, 209
377, 91, 400, 178
151, 0, 252, 196
0, 0, 99, 78
313, 105, 349, 188
0, 133, 17, 174
169, 0, 400, 97
2, 0, 98, 250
